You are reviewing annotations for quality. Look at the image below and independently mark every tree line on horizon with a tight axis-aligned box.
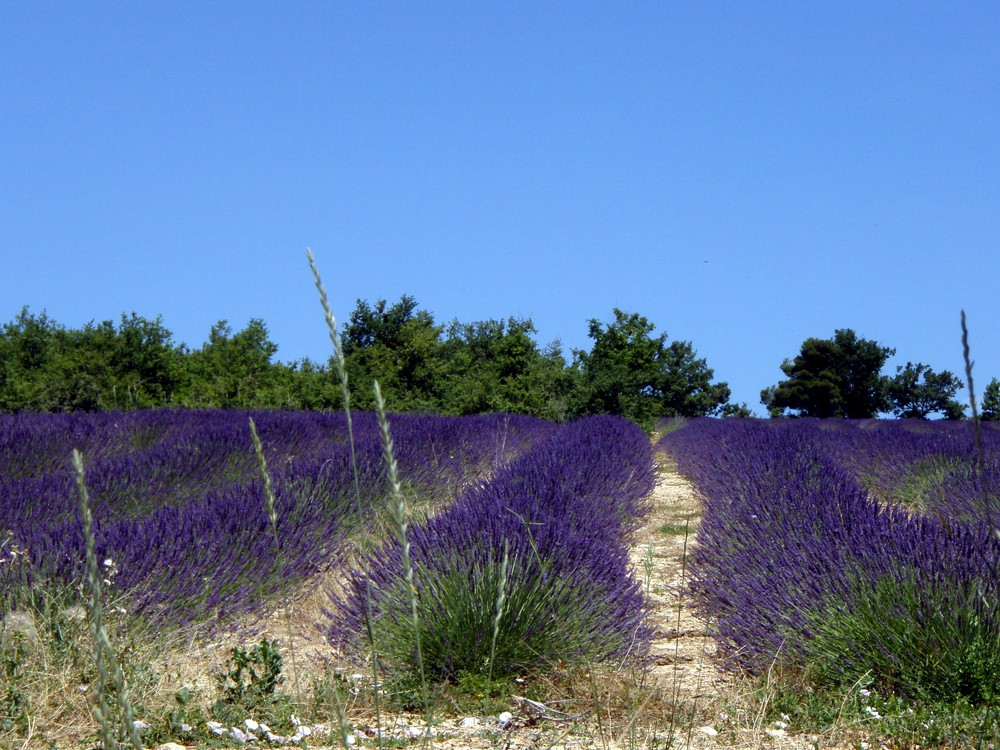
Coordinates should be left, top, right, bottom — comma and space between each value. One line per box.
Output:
1, 302, 997, 426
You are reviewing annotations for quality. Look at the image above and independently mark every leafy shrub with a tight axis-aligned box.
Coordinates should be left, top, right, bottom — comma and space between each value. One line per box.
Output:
214, 638, 285, 715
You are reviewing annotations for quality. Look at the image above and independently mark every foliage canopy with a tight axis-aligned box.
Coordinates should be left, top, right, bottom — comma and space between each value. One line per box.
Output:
0, 301, 738, 425
762, 329, 967, 420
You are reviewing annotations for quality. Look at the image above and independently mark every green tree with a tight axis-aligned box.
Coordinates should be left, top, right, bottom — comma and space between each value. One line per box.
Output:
762, 330, 895, 418
443, 317, 573, 419
342, 296, 449, 411
572, 309, 731, 428
265, 358, 341, 410
886, 362, 965, 419
0, 307, 66, 411
104, 312, 186, 408
186, 319, 280, 408
982, 378, 1000, 421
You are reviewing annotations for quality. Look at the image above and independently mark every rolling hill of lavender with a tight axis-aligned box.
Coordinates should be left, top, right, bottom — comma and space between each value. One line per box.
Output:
0, 409, 555, 628
0, 408, 656, 676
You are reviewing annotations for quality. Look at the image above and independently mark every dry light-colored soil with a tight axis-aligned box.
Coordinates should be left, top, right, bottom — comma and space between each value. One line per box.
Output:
148, 443, 838, 750
27, 442, 876, 750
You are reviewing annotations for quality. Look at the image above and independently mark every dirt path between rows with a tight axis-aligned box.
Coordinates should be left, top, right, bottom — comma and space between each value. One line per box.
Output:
150, 445, 833, 750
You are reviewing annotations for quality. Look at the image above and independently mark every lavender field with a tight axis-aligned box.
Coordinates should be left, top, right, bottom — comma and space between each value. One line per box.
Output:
661, 418, 1000, 705
0, 409, 556, 629
0, 407, 671, 746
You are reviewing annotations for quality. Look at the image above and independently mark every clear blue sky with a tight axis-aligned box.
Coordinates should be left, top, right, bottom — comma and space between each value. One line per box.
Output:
3, 2, 998, 415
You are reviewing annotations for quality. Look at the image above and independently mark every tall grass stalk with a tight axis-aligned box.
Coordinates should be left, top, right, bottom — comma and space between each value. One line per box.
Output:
307, 247, 384, 746
71, 449, 143, 750
961, 310, 984, 470
326, 667, 352, 749
961, 311, 1000, 741
588, 663, 609, 750
487, 539, 510, 684
248, 417, 301, 707
373, 381, 431, 729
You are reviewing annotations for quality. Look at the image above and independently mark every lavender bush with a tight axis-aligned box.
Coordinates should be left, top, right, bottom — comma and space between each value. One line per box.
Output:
327, 414, 656, 689
662, 418, 1000, 703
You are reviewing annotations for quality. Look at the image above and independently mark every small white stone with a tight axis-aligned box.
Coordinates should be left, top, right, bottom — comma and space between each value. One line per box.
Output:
459, 717, 479, 728
696, 725, 718, 737
229, 727, 248, 743
132, 720, 150, 730
765, 728, 787, 738
497, 711, 513, 725
156, 743, 187, 750
245, 719, 259, 732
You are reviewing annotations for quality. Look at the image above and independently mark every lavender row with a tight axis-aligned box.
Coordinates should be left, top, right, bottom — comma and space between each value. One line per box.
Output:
328, 414, 657, 681
1, 409, 552, 628
661, 419, 1000, 696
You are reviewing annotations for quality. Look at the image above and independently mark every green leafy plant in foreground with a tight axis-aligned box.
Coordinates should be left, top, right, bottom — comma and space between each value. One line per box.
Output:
213, 638, 286, 718
0, 640, 29, 735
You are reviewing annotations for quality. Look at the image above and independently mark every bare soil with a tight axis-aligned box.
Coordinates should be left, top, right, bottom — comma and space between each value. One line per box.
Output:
141, 444, 841, 749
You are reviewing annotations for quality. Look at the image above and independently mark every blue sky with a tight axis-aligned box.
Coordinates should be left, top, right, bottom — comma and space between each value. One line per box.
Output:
3, 2, 998, 415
